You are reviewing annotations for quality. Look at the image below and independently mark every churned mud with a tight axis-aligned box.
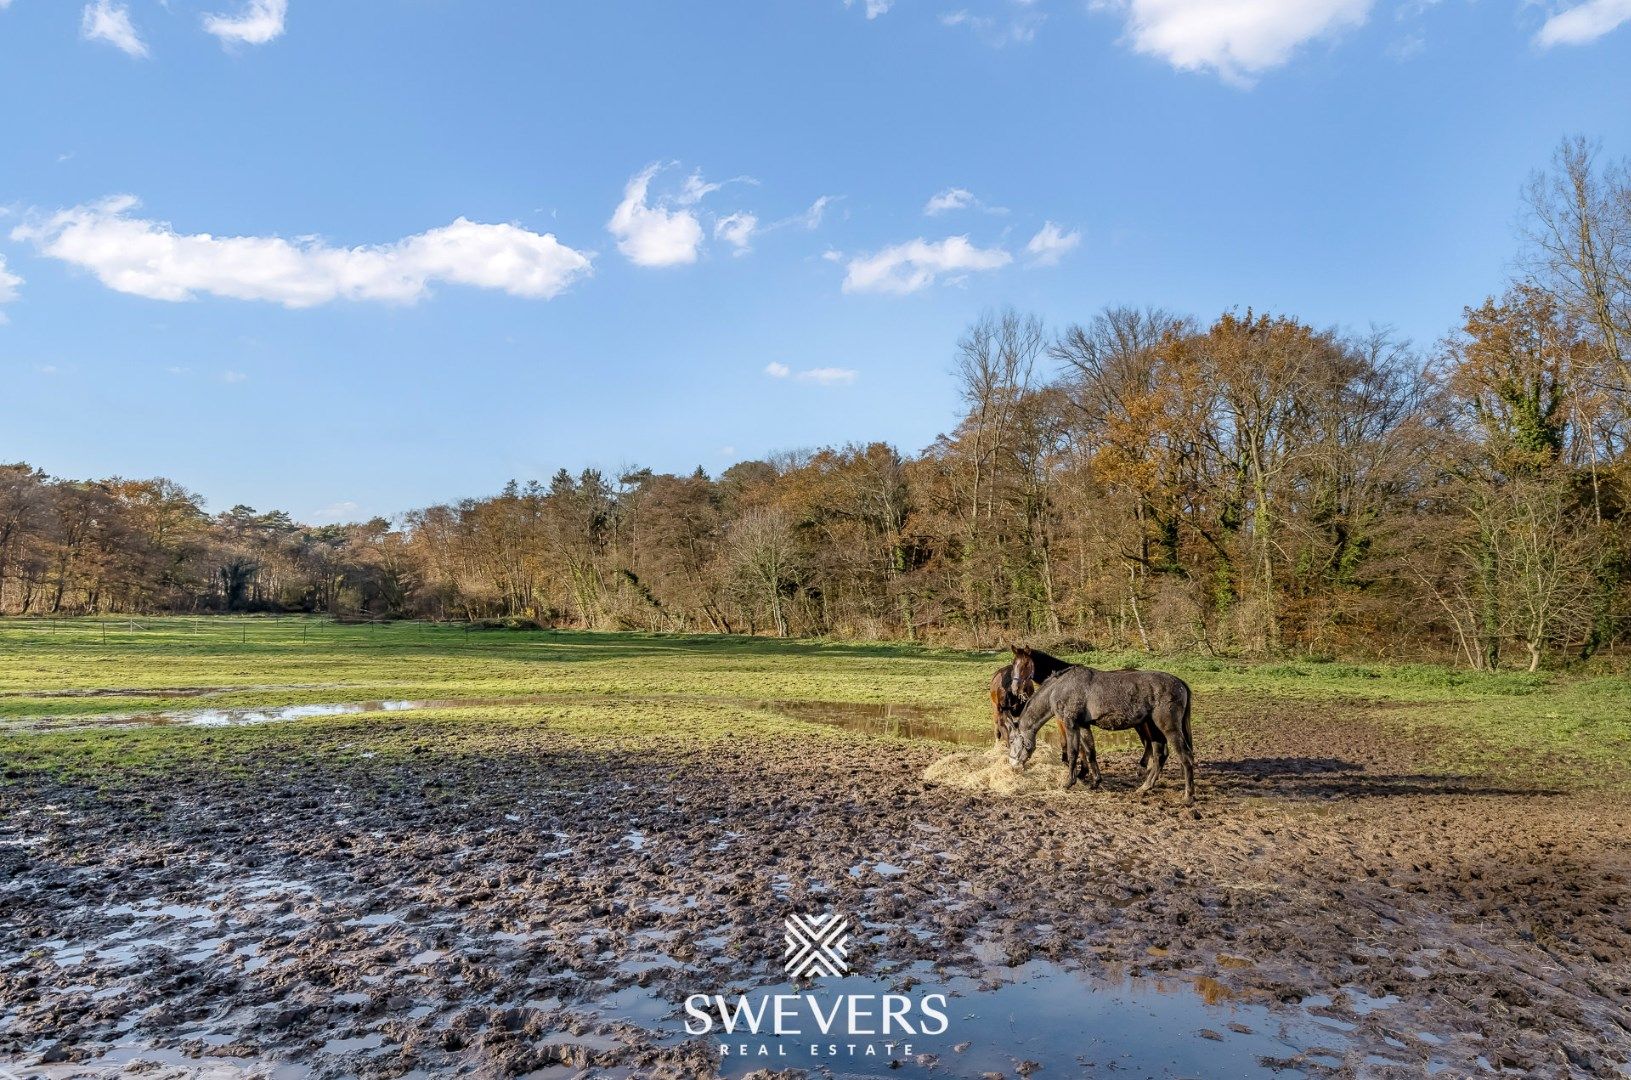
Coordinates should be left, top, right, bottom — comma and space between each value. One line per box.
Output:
3, 698, 1630, 1078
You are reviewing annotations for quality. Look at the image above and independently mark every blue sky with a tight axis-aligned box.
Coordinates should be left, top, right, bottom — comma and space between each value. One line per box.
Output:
2, 0, 1629, 522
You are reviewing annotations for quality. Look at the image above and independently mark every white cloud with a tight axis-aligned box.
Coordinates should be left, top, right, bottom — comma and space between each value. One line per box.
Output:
923, 187, 1008, 216
311, 500, 361, 523
607, 164, 706, 267
765, 361, 857, 385
715, 211, 758, 255
81, 1, 149, 58
1094, 0, 1373, 84
925, 188, 976, 216
13, 195, 594, 307
846, 0, 893, 17
203, 0, 288, 46
762, 196, 840, 235
678, 171, 726, 205
842, 236, 1011, 295
796, 366, 858, 385
792, 195, 836, 230
0, 255, 22, 316
1536, 0, 1631, 45
940, 8, 1046, 44
220, 369, 249, 383
1025, 221, 1081, 266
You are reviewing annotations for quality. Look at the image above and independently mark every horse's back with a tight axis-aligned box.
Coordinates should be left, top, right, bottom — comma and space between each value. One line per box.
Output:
1091, 668, 1188, 720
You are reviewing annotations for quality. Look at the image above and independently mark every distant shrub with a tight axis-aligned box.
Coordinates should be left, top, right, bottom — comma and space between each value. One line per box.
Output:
467, 616, 545, 632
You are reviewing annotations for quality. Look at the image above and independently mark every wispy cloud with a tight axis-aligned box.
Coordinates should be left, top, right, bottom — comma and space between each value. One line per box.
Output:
765, 361, 858, 384
0, 255, 21, 324
842, 236, 1011, 295
786, 195, 838, 231
13, 195, 593, 307
923, 187, 1007, 216
940, 7, 1046, 45
1092, 0, 1373, 85
1025, 221, 1080, 266
795, 366, 858, 385
81, 0, 149, 58
845, 0, 893, 18
715, 211, 758, 255
203, 0, 288, 47
311, 500, 361, 524
1536, 0, 1631, 46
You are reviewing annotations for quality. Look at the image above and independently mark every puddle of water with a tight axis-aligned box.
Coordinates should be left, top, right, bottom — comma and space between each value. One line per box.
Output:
0, 696, 548, 732
321, 1033, 385, 1055
550, 958, 1360, 1079
1, 692, 1007, 748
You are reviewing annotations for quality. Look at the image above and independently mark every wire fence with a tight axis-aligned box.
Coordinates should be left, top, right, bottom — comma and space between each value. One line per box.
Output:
0, 615, 499, 650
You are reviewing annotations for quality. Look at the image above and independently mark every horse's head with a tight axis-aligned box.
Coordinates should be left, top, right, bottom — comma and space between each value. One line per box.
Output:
1008, 646, 1038, 703
1007, 719, 1038, 770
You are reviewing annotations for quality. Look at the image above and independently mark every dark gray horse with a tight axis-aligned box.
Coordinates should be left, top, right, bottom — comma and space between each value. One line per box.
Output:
1008, 666, 1196, 804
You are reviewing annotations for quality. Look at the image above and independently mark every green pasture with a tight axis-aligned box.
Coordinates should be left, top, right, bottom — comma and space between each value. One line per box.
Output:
0, 616, 1626, 788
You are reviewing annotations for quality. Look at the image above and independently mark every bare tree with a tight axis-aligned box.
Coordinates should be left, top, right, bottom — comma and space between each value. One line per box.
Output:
1523, 136, 1631, 402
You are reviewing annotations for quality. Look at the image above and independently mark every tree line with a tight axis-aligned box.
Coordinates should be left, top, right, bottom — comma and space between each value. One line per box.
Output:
3, 139, 1628, 670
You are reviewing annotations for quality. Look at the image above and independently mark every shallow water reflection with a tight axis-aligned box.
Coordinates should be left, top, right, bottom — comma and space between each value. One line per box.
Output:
584, 959, 1365, 1078
4, 693, 1007, 746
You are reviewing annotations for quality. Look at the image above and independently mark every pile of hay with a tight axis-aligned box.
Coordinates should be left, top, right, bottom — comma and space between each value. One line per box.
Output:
922, 744, 1070, 795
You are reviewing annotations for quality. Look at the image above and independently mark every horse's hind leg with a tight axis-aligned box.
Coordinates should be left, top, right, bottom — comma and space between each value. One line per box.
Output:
1177, 702, 1196, 806
1135, 723, 1165, 774
1180, 745, 1195, 806
1084, 726, 1102, 789
1133, 722, 1169, 795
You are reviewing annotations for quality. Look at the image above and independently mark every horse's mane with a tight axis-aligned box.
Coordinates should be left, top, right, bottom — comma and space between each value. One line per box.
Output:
1021, 647, 1075, 681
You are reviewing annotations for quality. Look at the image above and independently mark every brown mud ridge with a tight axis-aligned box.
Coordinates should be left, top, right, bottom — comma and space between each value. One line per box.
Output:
3, 699, 1631, 1078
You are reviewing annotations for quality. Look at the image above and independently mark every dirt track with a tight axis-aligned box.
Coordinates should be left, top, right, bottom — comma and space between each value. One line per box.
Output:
3, 701, 1630, 1078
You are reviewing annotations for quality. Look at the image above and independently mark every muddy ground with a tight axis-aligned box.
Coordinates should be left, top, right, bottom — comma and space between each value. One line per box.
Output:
3, 698, 1631, 1079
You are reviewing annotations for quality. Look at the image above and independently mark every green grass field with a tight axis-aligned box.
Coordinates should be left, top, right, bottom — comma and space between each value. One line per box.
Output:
1, 616, 1627, 787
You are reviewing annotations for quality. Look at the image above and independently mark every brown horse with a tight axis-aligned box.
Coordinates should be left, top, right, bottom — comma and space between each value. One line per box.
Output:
991, 646, 1077, 758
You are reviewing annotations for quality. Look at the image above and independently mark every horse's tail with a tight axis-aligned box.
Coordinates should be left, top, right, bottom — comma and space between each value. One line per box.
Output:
1179, 682, 1195, 756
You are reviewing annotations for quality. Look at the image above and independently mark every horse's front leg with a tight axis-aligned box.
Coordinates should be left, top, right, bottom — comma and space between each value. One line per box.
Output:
1063, 726, 1081, 789
1057, 714, 1069, 763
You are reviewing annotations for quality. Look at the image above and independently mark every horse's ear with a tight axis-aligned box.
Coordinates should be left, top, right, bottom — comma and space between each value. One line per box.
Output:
1011, 644, 1028, 657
